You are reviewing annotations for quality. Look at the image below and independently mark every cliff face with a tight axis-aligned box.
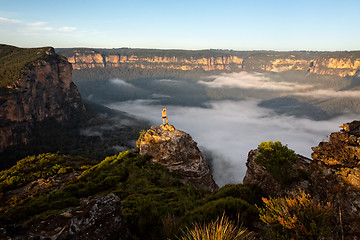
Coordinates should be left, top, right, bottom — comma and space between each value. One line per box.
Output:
138, 124, 218, 191
67, 50, 244, 71
243, 120, 360, 239
58, 48, 360, 77
0, 47, 86, 151
308, 57, 360, 77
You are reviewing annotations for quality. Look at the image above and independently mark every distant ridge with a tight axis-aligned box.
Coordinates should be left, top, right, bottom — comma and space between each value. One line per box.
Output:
57, 47, 360, 78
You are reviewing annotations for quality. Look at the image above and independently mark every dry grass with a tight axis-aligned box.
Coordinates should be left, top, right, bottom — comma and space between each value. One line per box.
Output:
178, 214, 252, 240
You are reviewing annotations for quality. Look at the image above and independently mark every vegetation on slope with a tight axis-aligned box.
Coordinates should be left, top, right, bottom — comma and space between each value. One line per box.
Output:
0, 44, 54, 88
0, 136, 342, 239
0, 151, 262, 240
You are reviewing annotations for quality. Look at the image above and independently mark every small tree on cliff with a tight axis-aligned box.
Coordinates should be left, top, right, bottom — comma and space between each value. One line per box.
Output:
254, 141, 297, 184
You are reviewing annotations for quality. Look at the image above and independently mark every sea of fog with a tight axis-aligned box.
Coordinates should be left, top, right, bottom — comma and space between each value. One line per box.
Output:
107, 99, 359, 187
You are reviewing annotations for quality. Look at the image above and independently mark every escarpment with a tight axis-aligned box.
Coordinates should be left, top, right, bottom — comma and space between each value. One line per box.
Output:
244, 120, 360, 239
0, 45, 86, 151
138, 124, 218, 191
65, 49, 244, 72
57, 48, 360, 77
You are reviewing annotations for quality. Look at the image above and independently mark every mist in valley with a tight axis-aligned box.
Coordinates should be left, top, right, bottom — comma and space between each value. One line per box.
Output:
77, 71, 360, 187
107, 99, 358, 186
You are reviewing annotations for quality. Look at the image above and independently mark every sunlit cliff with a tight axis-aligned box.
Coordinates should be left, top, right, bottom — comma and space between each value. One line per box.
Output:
57, 48, 360, 77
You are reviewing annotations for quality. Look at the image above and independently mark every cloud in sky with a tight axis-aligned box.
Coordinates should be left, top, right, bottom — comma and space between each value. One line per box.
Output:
27, 21, 47, 27
106, 99, 358, 187
0, 16, 22, 23
58, 26, 77, 32
0, 15, 78, 44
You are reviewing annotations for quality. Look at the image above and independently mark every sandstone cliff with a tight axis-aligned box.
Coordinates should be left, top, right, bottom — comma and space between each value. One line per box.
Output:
243, 120, 360, 239
0, 46, 86, 151
57, 48, 360, 77
65, 49, 243, 72
138, 124, 218, 191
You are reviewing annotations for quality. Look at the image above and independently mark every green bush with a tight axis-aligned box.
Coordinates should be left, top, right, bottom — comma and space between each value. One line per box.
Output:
255, 141, 297, 184
257, 190, 335, 239
185, 197, 258, 228
209, 184, 263, 205
0, 153, 94, 194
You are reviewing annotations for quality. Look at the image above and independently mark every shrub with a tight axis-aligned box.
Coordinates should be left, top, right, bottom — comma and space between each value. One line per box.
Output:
136, 130, 146, 148
179, 214, 251, 240
209, 184, 263, 205
185, 197, 258, 228
255, 141, 297, 184
257, 190, 335, 239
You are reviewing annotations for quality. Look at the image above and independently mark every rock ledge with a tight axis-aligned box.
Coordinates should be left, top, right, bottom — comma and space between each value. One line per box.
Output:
139, 125, 218, 191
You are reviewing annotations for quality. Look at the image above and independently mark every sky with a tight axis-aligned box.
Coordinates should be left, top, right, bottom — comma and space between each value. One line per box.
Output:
0, 0, 359, 51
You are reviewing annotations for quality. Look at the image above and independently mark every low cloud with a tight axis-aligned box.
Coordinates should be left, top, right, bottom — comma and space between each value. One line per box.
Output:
199, 72, 360, 100
151, 94, 170, 98
295, 89, 360, 99
110, 78, 136, 88
107, 99, 358, 186
199, 72, 313, 92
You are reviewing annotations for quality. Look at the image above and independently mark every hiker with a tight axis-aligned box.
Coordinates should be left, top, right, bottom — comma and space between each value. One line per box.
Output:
162, 108, 168, 125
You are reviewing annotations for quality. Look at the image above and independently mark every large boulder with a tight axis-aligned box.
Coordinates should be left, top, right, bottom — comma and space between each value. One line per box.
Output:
138, 124, 218, 191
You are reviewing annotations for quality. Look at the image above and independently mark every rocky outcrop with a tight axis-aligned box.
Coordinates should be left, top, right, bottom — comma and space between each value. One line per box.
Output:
243, 150, 311, 196
138, 124, 218, 191
310, 121, 360, 239
58, 48, 360, 77
0, 47, 86, 151
243, 120, 360, 239
1, 193, 130, 240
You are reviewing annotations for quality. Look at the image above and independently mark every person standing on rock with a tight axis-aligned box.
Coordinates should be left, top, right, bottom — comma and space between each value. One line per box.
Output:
162, 108, 168, 125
